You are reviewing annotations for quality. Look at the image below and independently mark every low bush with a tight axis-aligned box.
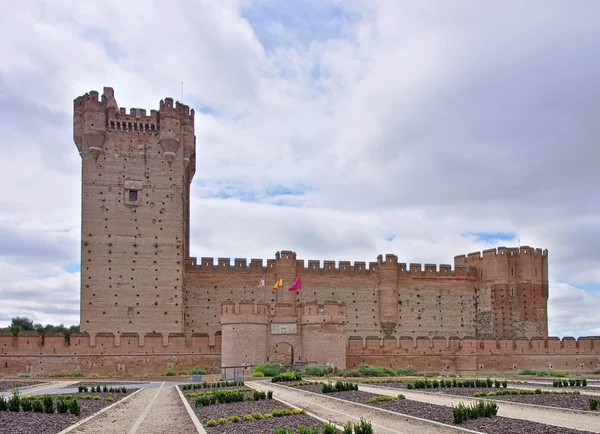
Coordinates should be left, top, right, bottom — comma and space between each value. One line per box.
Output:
304, 365, 326, 377
229, 415, 240, 423
553, 378, 588, 387
396, 367, 418, 376
42, 394, 54, 413
56, 397, 69, 413
272, 371, 303, 383
322, 423, 337, 434
352, 417, 374, 434
0, 396, 7, 412
367, 394, 405, 403
452, 401, 498, 424
68, 398, 81, 416
473, 389, 580, 397
8, 390, 21, 412
20, 396, 33, 412
253, 363, 282, 377
589, 398, 599, 411
205, 419, 217, 427
322, 381, 358, 393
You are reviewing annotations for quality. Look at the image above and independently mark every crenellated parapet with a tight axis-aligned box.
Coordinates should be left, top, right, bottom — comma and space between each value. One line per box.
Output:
74, 87, 196, 166
220, 301, 269, 326
187, 250, 478, 279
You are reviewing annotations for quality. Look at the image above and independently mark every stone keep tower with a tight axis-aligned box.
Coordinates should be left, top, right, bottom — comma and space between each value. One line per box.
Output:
73, 87, 196, 343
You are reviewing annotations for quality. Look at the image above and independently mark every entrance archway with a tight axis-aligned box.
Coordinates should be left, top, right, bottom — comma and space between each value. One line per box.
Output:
269, 342, 294, 365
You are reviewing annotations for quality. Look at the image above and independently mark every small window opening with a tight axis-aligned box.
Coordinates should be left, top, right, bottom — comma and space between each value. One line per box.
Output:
129, 190, 138, 201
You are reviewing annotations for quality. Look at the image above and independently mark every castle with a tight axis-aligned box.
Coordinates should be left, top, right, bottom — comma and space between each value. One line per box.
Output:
0, 87, 597, 377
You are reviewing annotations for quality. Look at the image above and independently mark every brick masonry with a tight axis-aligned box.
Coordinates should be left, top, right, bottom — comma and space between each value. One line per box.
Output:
1, 87, 598, 377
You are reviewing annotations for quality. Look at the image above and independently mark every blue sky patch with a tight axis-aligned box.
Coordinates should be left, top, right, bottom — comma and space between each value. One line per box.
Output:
462, 232, 516, 243
241, 0, 359, 51
385, 234, 396, 242
62, 262, 81, 274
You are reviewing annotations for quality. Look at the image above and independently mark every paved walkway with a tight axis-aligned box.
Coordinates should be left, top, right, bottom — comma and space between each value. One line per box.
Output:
64, 383, 199, 434
250, 381, 481, 434
359, 384, 600, 433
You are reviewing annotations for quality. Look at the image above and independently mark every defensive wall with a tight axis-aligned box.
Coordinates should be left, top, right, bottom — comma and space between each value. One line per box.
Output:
1, 332, 598, 377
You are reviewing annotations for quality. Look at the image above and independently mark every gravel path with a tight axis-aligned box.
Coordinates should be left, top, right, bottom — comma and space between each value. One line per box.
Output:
136, 387, 198, 434
250, 381, 474, 434
0, 380, 46, 392
67, 383, 198, 434
359, 384, 600, 433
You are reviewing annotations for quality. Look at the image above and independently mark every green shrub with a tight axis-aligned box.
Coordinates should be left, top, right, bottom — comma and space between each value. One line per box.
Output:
251, 371, 265, 377
274, 427, 295, 434
31, 398, 44, 413
253, 363, 282, 377
7, 390, 21, 412
229, 415, 240, 423
205, 419, 217, 427
103, 385, 108, 393
396, 367, 417, 376
589, 398, 599, 411
298, 427, 320, 434
217, 418, 227, 425
322, 381, 358, 394
343, 421, 354, 434
272, 371, 303, 383
353, 417, 374, 434
165, 369, 175, 376
452, 401, 498, 424
56, 398, 68, 413
322, 422, 337, 434
68, 398, 81, 416
106, 396, 114, 401
20, 397, 33, 412
42, 394, 54, 413
243, 414, 253, 421
304, 365, 326, 377
0, 396, 7, 412
267, 390, 273, 399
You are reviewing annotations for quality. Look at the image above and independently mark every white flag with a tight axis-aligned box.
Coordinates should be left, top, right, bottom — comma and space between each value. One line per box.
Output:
257, 275, 265, 288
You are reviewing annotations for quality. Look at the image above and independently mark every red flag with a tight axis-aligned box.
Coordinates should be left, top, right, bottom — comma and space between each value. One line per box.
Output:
288, 277, 302, 292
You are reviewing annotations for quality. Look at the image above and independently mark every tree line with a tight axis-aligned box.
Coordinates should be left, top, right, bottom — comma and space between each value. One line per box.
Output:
0, 316, 80, 339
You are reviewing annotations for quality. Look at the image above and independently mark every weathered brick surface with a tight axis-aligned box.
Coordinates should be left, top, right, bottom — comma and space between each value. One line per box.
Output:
1, 87, 593, 378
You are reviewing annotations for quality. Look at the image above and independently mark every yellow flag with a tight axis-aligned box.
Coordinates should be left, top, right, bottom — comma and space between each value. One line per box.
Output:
273, 278, 283, 289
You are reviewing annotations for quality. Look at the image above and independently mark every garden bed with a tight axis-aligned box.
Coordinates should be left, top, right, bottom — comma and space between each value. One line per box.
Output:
0, 381, 46, 392
186, 388, 337, 433
0, 390, 135, 434
289, 384, 596, 434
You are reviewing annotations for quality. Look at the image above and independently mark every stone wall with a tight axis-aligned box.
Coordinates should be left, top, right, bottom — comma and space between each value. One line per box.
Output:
1, 332, 598, 377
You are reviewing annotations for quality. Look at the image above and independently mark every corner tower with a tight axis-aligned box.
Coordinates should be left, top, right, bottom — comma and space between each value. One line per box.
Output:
455, 246, 549, 339
74, 87, 196, 343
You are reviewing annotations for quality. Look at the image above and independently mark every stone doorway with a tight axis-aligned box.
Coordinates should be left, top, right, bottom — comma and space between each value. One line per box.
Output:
269, 342, 294, 365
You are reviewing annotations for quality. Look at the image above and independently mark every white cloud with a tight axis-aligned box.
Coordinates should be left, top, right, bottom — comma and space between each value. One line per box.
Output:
0, 0, 599, 337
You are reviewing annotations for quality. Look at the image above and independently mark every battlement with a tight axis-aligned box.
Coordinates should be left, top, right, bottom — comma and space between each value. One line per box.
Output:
455, 246, 548, 262
186, 252, 477, 279
74, 87, 194, 136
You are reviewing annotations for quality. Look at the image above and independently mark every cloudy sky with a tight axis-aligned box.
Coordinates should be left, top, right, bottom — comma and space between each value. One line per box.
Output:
0, 0, 599, 338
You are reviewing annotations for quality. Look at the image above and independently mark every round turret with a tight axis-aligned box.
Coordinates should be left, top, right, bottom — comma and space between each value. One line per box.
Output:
220, 301, 269, 367
158, 98, 181, 162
